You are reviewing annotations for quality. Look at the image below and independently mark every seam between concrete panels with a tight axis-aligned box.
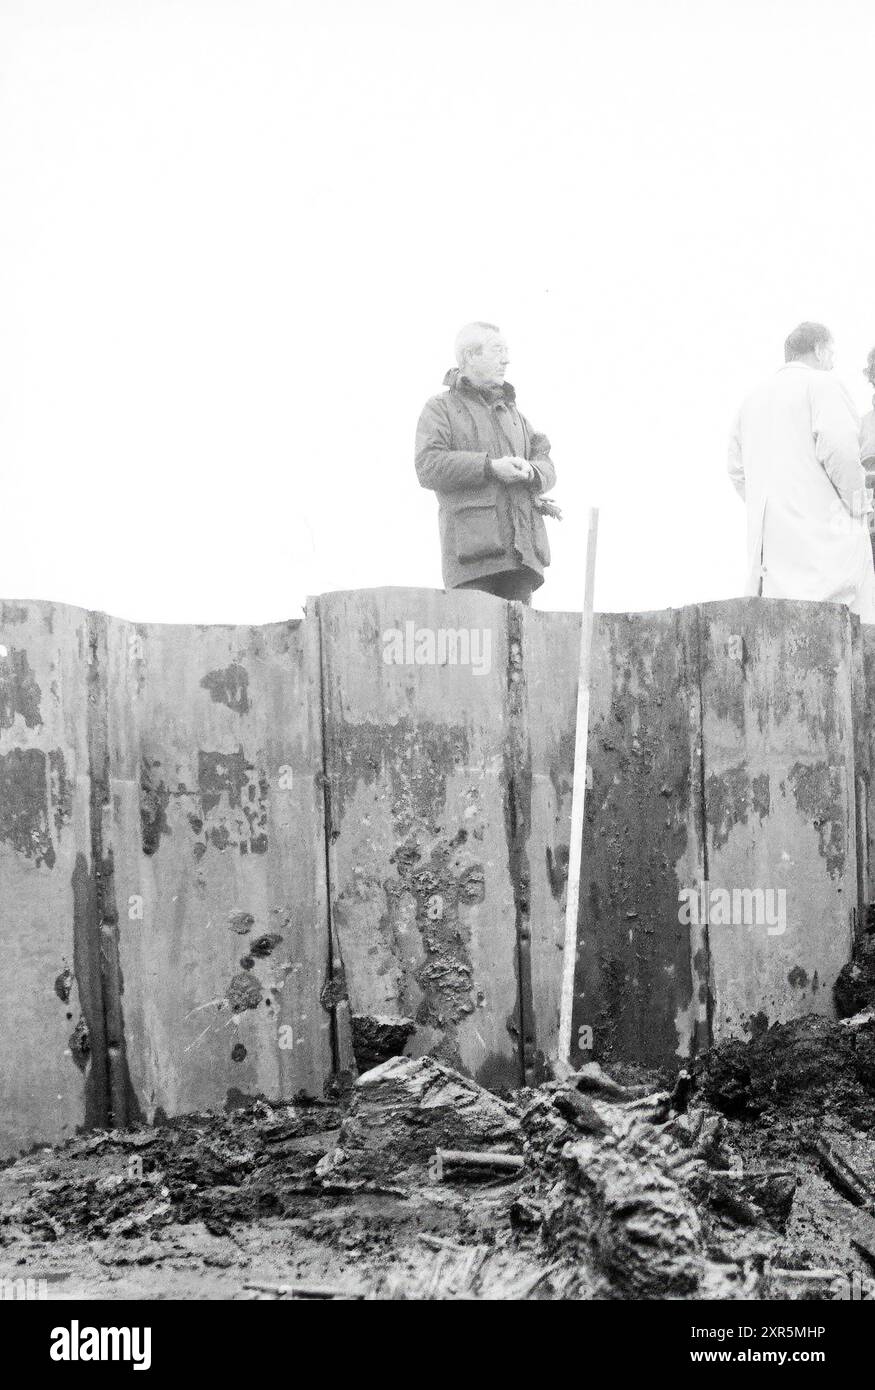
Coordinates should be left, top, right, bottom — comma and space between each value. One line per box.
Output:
79, 610, 140, 1130
311, 597, 355, 1079
688, 605, 713, 1058
504, 600, 537, 1087
849, 611, 869, 941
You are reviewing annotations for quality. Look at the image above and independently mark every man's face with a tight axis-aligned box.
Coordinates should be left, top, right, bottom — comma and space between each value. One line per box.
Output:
466, 332, 510, 386
815, 338, 836, 371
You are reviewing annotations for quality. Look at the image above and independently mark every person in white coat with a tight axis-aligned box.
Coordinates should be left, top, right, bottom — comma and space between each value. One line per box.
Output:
861, 346, 875, 477
859, 345, 875, 571
728, 322, 875, 623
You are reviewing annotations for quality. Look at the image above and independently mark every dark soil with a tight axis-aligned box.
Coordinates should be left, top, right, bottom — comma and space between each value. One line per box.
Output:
3, 1020, 875, 1299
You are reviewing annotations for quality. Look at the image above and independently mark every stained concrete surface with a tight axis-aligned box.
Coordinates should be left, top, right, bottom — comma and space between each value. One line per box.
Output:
0, 590, 870, 1161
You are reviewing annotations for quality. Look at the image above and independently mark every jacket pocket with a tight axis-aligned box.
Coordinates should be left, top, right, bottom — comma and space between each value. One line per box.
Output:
532, 509, 551, 566
454, 504, 506, 563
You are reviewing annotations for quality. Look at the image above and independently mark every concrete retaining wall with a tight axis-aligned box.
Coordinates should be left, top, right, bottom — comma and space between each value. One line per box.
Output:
106, 615, 333, 1122
0, 591, 866, 1156
697, 601, 858, 1043
0, 603, 333, 1156
560, 600, 861, 1071
317, 589, 521, 1091
567, 607, 706, 1071
0, 602, 95, 1156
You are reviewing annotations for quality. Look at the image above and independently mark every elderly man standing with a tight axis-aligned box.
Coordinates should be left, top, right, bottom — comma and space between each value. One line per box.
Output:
728, 322, 875, 623
415, 322, 557, 604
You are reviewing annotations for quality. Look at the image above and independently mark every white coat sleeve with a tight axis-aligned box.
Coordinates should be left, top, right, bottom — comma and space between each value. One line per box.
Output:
861, 409, 875, 468
727, 412, 745, 498
811, 377, 866, 512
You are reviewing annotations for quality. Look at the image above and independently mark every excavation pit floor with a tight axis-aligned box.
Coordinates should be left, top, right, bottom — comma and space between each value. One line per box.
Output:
3, 1015, 875, 1301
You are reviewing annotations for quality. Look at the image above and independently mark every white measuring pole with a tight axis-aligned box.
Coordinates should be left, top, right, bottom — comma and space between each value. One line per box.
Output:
557, 506, 599, 1072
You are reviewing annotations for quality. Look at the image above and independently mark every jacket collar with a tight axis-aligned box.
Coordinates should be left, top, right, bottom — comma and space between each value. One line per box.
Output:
443, 367, 516, 405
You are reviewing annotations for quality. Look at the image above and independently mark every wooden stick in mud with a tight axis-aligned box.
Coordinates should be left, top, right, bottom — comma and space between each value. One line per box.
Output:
812, 1135, 875, 1209
557, 507, 600, 1074
244, 1280, 364, 1300
434, 1149, 525, 1177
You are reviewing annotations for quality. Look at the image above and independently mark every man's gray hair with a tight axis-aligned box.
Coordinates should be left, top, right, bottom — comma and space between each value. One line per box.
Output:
454, 321, 500, 367
784, 321, 832, 362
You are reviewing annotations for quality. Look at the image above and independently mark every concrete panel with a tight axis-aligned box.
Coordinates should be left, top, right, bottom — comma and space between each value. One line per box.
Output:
569, 609, 705, 1071
107, 615, 333, 1119
858, 623, 875, 914
0, 601, 96, 1154
698, 599, 856, 1039
318, 588, 522, 1090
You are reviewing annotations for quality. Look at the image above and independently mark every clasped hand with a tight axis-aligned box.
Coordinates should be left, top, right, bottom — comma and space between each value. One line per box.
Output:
491, 456, 535, 484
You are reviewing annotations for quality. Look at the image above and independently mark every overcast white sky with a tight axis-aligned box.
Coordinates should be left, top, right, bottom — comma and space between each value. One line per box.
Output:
2, 0, 875, 622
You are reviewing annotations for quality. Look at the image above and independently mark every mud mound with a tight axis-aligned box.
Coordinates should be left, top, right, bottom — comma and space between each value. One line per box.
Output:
546, 1135, 705, 1297
350, 1014, 416, 1073
518, 1072, 789, 1296
5, 1041, 857, 1300
1, 1096, 345, 1241
701, 1014, 875, 1128
2, 1061, 525, 1247
835, 935, 875, 1018
334, 1055, 522, 1178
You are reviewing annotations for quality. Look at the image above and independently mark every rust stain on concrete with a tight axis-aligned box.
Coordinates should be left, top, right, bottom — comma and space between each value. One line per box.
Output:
54, 966, 74, 1002
325, 714, 487, 1077
0, 747, 56, 867
0, 603, 29, 625
0, 647, 43, 730
325, 715, 469, 825
698, 609, 746, 733
704, 765, 771, 850
787, 761, 846, 879
141, 747, 273, 859
0, 746, 71, 865
140, 759, 171, 856
249, 933, 283, 958
49, 750, 72, 839
200, 663, 251, 715
226, 972, 263, 1013
197, 748, 269, 856
229, 911, 255, 934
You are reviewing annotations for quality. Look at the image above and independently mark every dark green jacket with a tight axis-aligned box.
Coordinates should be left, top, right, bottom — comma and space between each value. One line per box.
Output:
415, 370, 557, 590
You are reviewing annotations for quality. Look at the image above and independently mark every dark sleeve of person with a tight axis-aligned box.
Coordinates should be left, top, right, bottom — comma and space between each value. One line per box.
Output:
415, 396, 492, 491
522, 417, 557, 493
